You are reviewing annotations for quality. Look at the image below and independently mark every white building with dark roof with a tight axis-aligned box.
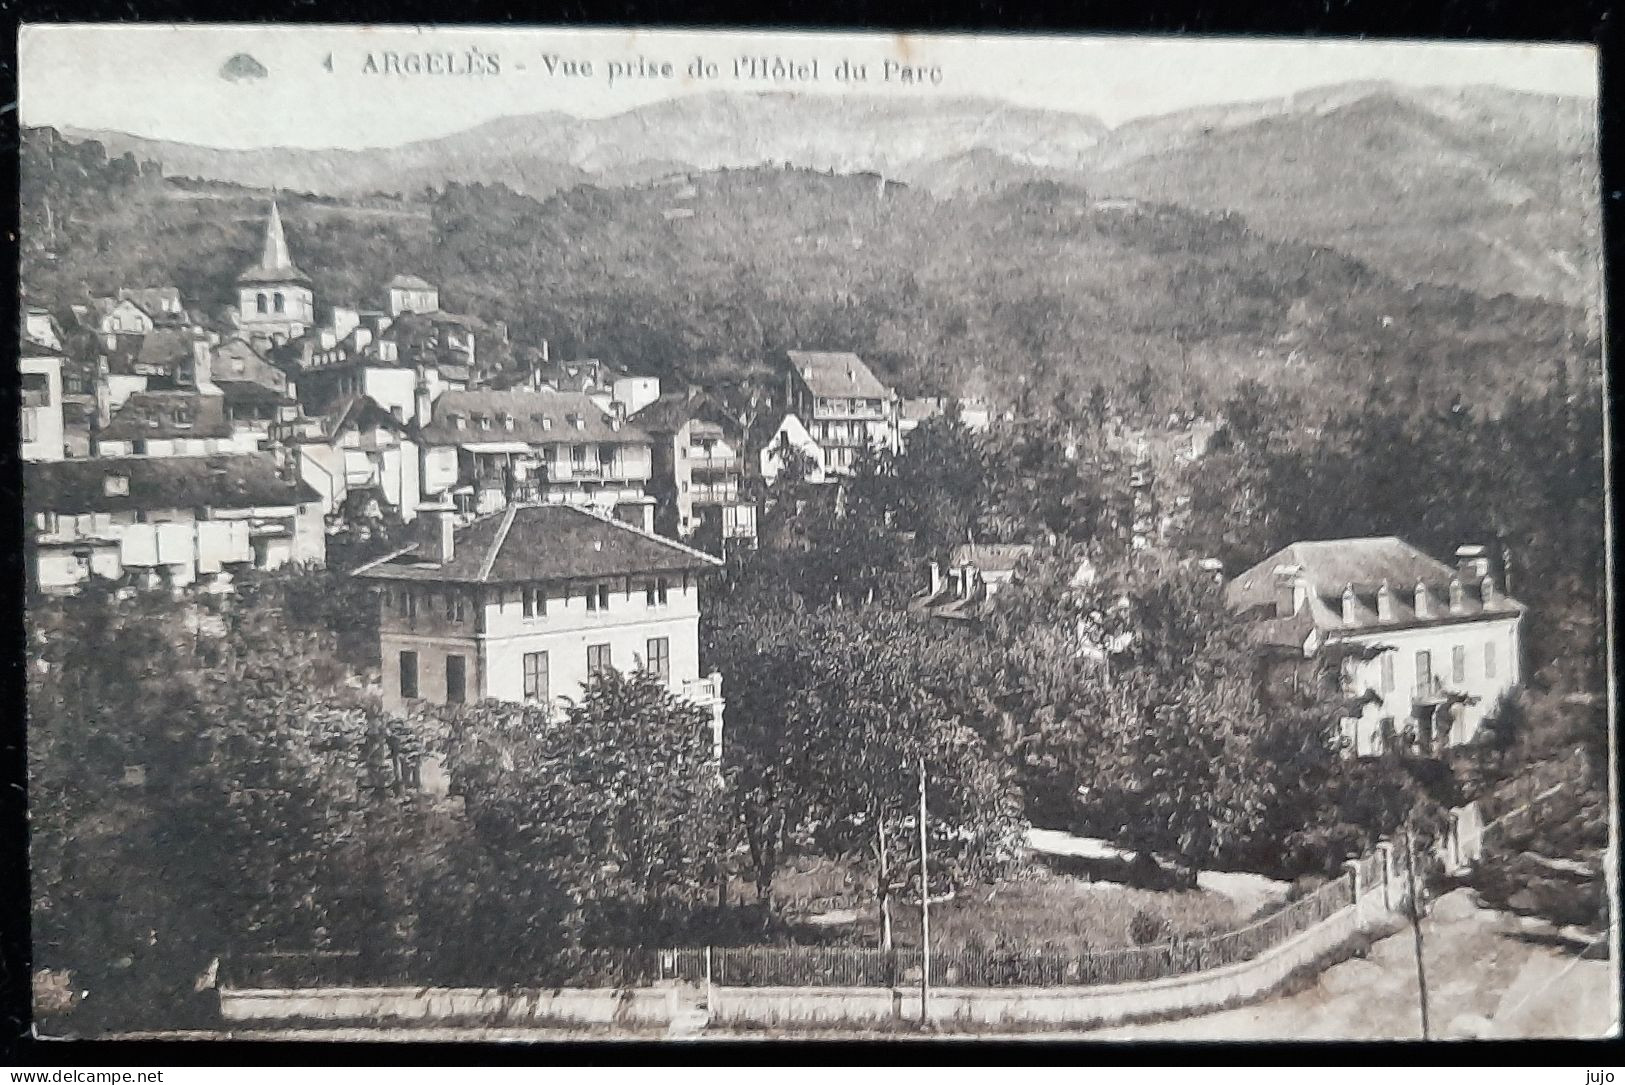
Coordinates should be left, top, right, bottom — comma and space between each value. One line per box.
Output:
25, 453, 326, 593
354, 504, 724, 753
1226, 536, 1525, 755
783, 350, 900, 476
418, 389, 655, 526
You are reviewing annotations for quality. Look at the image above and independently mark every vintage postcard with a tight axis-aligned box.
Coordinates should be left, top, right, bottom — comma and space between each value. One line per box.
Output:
17, 24, 1615, 1042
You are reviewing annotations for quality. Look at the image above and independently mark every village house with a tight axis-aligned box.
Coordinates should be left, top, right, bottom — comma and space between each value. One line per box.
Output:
758, 413, 828, 485
75, 295, 156, 341
781, 350, 901, 476
417, 389, 656, 529
526, 354, 662, 417
291, 395, 423, 526
22, 339, 66, 463
914, 543, 1036, 622
24, 453, 326, 593
353, 504, 725, 757
634, 388, 758, 550
386, 273, 440, 317
1225, 536, 1525, 756
117, 286, 189, 327
25, 306, 65, 351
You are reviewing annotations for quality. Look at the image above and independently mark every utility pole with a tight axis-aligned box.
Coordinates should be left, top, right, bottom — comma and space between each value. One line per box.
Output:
918, 755, 931, 1028
1404, 828, 1431, 1039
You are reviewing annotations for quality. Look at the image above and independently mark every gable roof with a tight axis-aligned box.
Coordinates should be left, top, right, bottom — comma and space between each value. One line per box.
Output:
1226, 536, 1524, 641
788, 350, 892, 400
26, 453, 320, 515
318, 395, 412, 440
419, 390, 649, 447
100, 391, 232, 440
215, 379, 295, 408
630, 389, 729, 434
354, 503, 722, 585
387, 274, 435, 291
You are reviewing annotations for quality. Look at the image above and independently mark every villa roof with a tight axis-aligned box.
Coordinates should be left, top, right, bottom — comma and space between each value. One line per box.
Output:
788, 350, 892, 400
1226, 536, 1525, 644
419, 390, 649, 447
353, 503, 721, 585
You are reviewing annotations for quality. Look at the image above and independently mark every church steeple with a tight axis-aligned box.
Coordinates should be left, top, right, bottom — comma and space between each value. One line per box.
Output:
238, 200, 311, 286
261, 200, 293, 271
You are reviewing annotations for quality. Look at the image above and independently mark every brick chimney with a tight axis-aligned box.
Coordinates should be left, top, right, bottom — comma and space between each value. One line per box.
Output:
1376, 580, 1393, 622
1272, 564, 1306, 618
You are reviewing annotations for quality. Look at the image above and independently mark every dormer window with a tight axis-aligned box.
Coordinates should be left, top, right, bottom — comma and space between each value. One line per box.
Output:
1448, 578, 1465, 612
536, 414, 553, 431
451, 414, 467, 430
103, 474, 129, 497
1376, 581, 1393, 622
1414, 581, 1431, 619
1341, 585, 1358, 626
500, 413, 514, 431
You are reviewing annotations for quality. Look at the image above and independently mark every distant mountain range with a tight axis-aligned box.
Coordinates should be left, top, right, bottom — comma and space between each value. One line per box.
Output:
54, 81, 1601, 308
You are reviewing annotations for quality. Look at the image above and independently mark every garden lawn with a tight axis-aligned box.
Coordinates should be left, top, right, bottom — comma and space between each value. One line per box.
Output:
742, 856, 1250, 953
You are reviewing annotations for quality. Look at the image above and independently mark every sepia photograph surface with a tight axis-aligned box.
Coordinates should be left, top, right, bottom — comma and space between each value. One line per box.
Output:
17, 24, 1616, 1042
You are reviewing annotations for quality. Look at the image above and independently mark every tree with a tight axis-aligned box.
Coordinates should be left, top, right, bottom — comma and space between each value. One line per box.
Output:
711, 607, 1024, 946
444, 669, 727, 947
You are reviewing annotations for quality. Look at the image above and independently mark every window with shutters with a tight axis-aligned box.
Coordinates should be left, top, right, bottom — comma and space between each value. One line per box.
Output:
1451, 645, 1466, 684
646, 637, 669, 681
523, 585, 547, 619
523, 651, 549, 702
587, 643, 612, 676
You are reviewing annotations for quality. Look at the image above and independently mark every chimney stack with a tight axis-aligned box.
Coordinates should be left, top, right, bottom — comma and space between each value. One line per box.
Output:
1449, 577, 1466, 612
928, 560, 942, 598
1376, 581, 1393, 622
1456, 545, 1490, 582
421, 508, 455, 564
1272, 564, 1305, 618
1414, 580, 1431, 619
1341, 584, 1358, 626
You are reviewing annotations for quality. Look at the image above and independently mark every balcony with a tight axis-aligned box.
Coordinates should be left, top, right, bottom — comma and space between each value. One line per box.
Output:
691, 483, 742, 505
678, 673, 723, 706
1413, 675, 1448, 705
688, 451, 740, 473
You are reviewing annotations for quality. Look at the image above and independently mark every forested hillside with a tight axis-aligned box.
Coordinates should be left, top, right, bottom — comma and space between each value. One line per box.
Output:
21, 126, 1593, 418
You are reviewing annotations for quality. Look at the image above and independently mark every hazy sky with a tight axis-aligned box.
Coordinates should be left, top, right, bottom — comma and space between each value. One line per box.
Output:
20, 24, 1599, 150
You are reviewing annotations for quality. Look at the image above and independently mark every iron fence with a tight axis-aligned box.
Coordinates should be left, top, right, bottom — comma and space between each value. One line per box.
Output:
707, 871, 1358, 989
